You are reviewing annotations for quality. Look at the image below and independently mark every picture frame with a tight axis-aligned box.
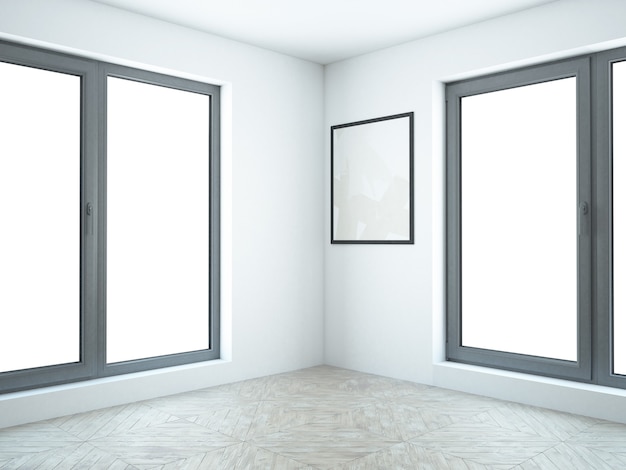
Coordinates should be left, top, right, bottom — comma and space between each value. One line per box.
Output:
331, 112, 414, 244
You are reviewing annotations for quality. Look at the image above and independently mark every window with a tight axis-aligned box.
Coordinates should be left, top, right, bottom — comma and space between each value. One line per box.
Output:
0, 41, 220, 393
446, 48, 626, 388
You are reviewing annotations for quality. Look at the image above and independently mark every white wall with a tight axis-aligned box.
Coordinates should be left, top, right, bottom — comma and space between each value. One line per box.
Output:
325, 0, 626, 423
0, 0, 325, 428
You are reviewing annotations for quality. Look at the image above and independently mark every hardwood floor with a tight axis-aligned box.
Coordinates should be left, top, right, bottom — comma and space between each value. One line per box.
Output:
1, 366, 625, 469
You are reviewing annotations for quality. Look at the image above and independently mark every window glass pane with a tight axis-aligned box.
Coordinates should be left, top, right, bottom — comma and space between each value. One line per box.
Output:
461, 77, 578, 361
613, 60, 626, 376
106, 77, 210, 363
0, 62, 80, 373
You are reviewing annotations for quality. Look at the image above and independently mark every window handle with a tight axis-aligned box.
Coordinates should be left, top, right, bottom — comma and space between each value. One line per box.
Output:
86, 202, 94, 235
579, 201, 589, 236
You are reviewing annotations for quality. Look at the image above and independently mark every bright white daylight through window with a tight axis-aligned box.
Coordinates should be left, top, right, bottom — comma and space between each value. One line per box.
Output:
613, 60, 626, 376
461, 77, 577, 361
0, 62, 80, 374
106, 77, 211, 363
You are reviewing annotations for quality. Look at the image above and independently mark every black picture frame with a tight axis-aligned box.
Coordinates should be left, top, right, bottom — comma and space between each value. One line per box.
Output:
331, 112, 414, 244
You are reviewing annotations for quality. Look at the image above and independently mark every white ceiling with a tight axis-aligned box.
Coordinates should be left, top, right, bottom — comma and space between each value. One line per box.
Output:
91, 0, 558, 64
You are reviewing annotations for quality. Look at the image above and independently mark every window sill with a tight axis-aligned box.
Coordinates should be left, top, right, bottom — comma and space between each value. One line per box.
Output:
0, 358, 231, 429
433, 361, 626, 424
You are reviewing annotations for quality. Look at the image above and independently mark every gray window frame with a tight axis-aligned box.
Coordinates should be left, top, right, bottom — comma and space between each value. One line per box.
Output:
0, 41, 220, 394
447, 48, 626, 389
446, 57, 593, 383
